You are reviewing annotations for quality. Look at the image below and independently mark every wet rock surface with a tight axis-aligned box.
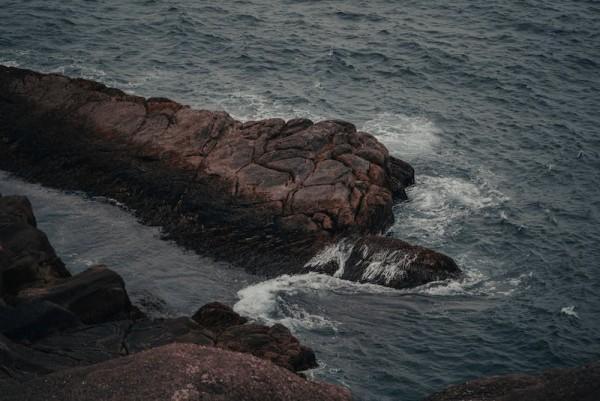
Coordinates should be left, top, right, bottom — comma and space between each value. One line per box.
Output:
0, 193, 345, 399
0, 66, 459, 288
424, 361, 600, 401
2, 343, 353, 401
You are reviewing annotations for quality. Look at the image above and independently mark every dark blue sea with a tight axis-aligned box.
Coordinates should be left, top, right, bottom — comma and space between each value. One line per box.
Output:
1, 1, 599, 400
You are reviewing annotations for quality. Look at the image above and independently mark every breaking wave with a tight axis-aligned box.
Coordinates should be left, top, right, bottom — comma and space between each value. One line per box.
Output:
362, 113, 441, 159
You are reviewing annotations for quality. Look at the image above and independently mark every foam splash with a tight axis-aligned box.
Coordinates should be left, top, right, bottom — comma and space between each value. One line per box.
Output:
304, 240, 354, 277
360, 247, 415, 284
391, 174, 508, 244
561, 306, 579, 319
219, 91, 325, 123
233, 272, 396, 331
362, 113, 441, 159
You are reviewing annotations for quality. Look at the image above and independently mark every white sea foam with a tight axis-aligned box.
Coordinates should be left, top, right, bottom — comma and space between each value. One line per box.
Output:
561, 306, 579, 318
304, 240, 354, 277
362, 113, 441, 159
233, 272, 396, 331
220, 91, 325, 122
392, 174, 508, 243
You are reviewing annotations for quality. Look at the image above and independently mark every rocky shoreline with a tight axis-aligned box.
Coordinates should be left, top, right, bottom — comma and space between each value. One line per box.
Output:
1, 66, 598, 400
0, 193, 351, 400
0, 65, 459, 289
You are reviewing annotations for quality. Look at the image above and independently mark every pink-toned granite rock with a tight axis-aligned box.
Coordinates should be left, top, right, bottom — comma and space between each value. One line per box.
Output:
1, 343, 354, 401
0, 66, 459, 288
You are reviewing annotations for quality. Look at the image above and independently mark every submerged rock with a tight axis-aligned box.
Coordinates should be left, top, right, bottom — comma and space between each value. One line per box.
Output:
2, 343, 353, 401
0, 66, 460, 289
424, 361, 600, 401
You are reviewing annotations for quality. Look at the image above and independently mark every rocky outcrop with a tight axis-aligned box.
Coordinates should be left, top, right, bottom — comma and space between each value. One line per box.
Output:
0, 195, 69, 297
0, 65, 459, 289
0, 194, 339, 398
305, 236, 460, 288
1, 343, 353, 401
192, 302, 317, 372
424, 362, 600, 401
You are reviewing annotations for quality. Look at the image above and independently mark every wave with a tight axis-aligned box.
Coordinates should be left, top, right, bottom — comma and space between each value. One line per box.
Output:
233, 261, 528, 332
390, 174, 509, 244
362, 113, 441, 160
219, 91, 326, 122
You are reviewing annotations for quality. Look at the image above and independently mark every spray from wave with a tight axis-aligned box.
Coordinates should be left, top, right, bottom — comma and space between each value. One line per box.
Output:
362, 113, 441, 159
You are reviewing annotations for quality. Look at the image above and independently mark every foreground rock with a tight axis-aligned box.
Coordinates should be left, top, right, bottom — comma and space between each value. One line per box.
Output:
2, 343, 353, 401
424, 362, 600, 401
0, 65, 459, 289
0, 194, 340, 398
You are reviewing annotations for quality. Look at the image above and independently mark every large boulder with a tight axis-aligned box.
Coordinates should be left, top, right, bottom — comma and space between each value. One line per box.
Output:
424, 362, 600, 401
192, 302, 317, 372
15, 265, 134, 324
0, 195, 70, 297
1, 343, 354, 401
306, 236, 461, 288
0, 66, 460, 289
0, 301, 81, 341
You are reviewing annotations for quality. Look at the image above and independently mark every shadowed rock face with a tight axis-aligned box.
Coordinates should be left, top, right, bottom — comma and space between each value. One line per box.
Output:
0, 194, 344, 398
0, 65, 459, 288
1, 343, 353, 401
424, 362, 600, 401
0, 196, 70, 297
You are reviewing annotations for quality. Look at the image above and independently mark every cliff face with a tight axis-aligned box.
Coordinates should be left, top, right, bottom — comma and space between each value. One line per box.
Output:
0, 66, 459, 288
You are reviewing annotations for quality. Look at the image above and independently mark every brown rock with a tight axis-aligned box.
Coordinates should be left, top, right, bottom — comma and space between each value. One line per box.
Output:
1, 343, 353, 401
424, 361, 600, 401
0, 66, 459, 288
191, 302, 248, 333
217, 323, 317, 372
15, 265, 133, 324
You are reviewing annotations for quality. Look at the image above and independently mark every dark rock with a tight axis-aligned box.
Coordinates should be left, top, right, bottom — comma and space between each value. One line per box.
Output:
0, 66, 459, 289
217, 323, 317, 372
192, 302, 317, 372
191, 302, 248, 333
15, 265, 134, 324
28, 320, 131, 367
124, 317, 215, 354
0, 195, 37, 226
192, 302, 318, 372
1, 343, 353, 401
424, 361, 600, 401
0, 195, 70, 297
0, 333, 82, 385
0, 301, 81, 342
306, 236, 461, 288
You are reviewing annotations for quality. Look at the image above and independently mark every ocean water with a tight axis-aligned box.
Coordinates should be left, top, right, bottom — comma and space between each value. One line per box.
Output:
1, 1, 600, 400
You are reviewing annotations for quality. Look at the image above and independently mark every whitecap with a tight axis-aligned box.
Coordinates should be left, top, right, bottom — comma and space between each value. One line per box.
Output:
362, 113, 441, 159
561, 306, 579, 319
390, 174, 508, 244
219, 91, 325, 122
233, 272, 396, 331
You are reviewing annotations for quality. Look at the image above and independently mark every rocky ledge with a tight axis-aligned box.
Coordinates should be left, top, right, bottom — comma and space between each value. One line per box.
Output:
424, 361, 600, 401
0, 194, 350, 400
0, 66, 459, 289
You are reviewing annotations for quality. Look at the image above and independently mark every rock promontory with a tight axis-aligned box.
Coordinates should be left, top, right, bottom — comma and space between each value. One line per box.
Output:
0, 65, 459, 288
